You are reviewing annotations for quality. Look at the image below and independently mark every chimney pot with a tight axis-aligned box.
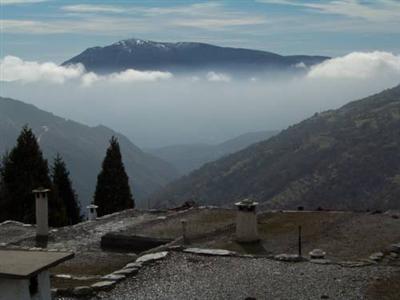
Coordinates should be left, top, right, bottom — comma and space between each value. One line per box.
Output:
32, 188, 50, 238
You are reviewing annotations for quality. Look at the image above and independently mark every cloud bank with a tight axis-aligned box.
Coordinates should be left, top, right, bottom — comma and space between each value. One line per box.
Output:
1, 51, 399, 148
0, 56, 173, 85
308, 51, 400, 79
2, 51, 400, 86
0, 56, 84, 83
206, 72, 231, 82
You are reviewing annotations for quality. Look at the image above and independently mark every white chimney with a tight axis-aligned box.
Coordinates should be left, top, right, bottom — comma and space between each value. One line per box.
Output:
87, 204, 98, 221
235, 199, 259, 243
32, 188, 50, 238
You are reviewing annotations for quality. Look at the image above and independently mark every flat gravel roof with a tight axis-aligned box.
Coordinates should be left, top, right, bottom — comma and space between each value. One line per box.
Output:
0, 250, 74, 279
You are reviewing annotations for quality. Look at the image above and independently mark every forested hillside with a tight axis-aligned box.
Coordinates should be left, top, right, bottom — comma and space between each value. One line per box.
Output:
151, 85, 400, 211
0, 97, 178, 209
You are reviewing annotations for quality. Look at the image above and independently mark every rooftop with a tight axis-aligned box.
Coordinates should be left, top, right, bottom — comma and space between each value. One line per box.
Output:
0, 250, 74, 279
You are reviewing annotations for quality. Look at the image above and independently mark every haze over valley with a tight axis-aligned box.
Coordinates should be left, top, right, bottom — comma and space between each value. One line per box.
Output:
2, 43, 400, 148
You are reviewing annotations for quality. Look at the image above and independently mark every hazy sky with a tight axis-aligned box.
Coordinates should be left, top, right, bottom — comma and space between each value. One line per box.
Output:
1, 0, 400, 62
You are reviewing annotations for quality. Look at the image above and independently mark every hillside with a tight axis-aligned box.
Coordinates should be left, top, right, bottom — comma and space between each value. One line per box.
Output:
147, 130, 278, 175
0, 97, 178, 209
151, 85, 400, 210
62, 38, 328, 73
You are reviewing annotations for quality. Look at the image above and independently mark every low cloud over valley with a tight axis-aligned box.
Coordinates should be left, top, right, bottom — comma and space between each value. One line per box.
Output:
1, 51, 400, 147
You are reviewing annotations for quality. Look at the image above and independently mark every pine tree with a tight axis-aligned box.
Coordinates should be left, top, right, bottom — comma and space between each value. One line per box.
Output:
52, 154, 82, 225
94, 136, 134, 216
1, 126, 67, 226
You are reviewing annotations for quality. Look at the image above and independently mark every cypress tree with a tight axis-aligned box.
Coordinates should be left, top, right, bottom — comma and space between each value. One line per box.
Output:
94, 136, 134, 216
52, 154, 82, 225
1, 126, 67, 226
0, 153, 8, 222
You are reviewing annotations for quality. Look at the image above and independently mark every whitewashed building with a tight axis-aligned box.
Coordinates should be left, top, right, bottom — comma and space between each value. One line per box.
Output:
0, 250, 73, 300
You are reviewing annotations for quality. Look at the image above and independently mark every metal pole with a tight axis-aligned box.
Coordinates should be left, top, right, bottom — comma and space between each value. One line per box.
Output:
298, 225, 302, 257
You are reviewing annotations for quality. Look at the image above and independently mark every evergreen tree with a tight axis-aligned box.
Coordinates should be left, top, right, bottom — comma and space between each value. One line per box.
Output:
0, 153, 8, 222
1, 126, 67, 226
52, 154, 82, 225
94, 136, 134, 216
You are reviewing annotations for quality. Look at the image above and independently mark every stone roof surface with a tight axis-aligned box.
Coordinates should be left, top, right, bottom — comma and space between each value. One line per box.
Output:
0, 250, 73, 279
89, 252, 398, 300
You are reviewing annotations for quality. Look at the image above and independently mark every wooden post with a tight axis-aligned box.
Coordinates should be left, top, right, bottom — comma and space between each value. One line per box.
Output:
298, 225, 302, 257
181, 219, 187, 244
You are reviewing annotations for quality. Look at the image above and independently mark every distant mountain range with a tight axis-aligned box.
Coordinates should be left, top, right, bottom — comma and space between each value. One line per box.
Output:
62, 38, 329, 74
147, 130, 278, 175
0, 97, 178, 209
150, 84, 400, 211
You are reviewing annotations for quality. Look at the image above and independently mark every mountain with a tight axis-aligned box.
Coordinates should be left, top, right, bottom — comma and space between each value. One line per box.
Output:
0, 97, 178, 209
62, 38, 329, 74
150, 85, 400, 211
147, 130, 278, 175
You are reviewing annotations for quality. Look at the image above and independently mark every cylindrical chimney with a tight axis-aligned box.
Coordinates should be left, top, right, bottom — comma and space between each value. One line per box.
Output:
32, 188, 50, 238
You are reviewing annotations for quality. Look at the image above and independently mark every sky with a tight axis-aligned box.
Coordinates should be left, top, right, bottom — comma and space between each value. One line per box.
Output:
1, 1, 400, 148
1, 0, 400, 62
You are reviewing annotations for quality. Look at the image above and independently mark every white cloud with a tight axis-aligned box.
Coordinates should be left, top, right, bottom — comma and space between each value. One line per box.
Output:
175, 17, 266, 29
81, 72, 99, 87
1, 2, 267, 35
108, 69, 173, 83
2, 52, 399, 86
82, 69, 173, 86
0, 56, 173, 85
61, 4, 124, 14
0, 0, 47, 4
307, 51, 400, 79
0, 18, 151, 35
206, 71, 231, 82
1, 19, 67, 34
0, 56, 85, 83
257, 0, 400, 22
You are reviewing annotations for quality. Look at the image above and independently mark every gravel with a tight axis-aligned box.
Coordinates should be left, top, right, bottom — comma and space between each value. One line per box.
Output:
91, 252, 397, 300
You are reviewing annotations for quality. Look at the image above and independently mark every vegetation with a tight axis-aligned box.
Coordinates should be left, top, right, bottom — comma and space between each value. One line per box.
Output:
0, 126, 67, 226
94, 136, 134, 216
151, 84, 400, 211
52, 154, 82, 225
0, 96, 178, 208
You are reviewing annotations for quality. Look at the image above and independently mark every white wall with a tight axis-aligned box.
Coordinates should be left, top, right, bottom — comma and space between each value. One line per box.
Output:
236, 210, 259, 242
0, 271, 51, 300
0, 278, 30, 300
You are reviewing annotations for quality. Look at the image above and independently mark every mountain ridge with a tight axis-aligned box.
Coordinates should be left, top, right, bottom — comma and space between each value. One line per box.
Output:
0, 96, 179, 209
150, 84, 400, 211
147, 130, 278, 175
62, 38, 329, 73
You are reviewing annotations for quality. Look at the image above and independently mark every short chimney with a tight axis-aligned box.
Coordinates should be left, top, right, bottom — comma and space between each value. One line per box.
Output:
235, 198, 259, 243
32, 188, 50, 238
87, 204, 98, 221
